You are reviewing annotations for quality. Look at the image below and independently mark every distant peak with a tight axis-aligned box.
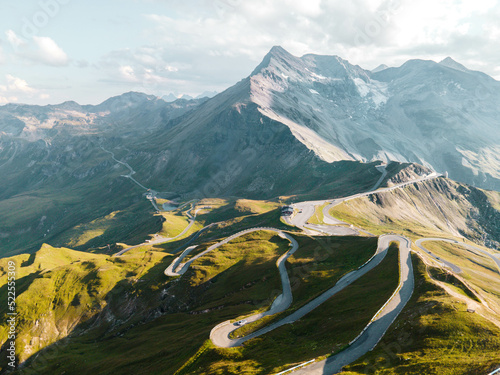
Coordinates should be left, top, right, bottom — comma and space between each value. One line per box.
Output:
97, 91, 158, 108
372, 64, 389, 73
440, 57, 458, 65
439, 57, 468, 72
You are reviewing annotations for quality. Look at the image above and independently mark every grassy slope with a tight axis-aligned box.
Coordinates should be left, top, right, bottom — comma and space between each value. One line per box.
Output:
422, 241, 500, 312
11, 234, 388, 375
230, 235, 378, 338
330, 178, 500, 245
54, 200, 163, 251
9, 231, 289, 374
0, 245, 170, 368
306, 202, 328, 225
178, 242, 400, 375
427, 266, 481, 302
158, 199, 295, 255
0, 153, 160, 256
343, 253, 500, 375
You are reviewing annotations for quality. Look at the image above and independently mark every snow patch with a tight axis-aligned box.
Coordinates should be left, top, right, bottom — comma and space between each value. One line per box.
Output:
353, 78, 388, 107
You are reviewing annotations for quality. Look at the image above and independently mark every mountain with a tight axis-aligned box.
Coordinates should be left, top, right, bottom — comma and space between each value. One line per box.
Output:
371, 63, 389, 72
0, 93, 210, 254
196, 90, 218, 99
162, 93, 203, 102
241, 46, 500, 191
1, 46, 500, 254
439, 56, 469, 72
1, 48, 500, 375
132, 46, 500, 193
0, 87, 388, 255
161, 93, 178, 102
2, 183, 500, 374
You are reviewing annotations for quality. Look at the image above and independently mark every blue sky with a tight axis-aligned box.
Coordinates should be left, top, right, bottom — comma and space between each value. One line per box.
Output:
1, 0, 499, 105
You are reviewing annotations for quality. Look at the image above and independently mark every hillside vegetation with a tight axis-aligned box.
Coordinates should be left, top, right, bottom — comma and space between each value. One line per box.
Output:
331, 177, 500, 248
343, 254, 500, 375
3, 233, 386, 375
0, 245, 170, 369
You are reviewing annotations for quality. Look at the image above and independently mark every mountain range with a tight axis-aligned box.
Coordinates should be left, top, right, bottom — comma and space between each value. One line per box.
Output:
1, 46, 499, 254
248, 46, 500, 190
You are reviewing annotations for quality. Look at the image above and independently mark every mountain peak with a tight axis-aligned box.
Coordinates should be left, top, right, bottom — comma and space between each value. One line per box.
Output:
439, 57, 468, 72
372, 64, 389, 73
268, 45, 289, 56
96, 91, 158, 111
250, 46, 299, 76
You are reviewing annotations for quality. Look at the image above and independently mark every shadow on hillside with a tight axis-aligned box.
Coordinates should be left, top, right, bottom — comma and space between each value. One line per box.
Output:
4, 251, 175, 374
11, 231, 292, 374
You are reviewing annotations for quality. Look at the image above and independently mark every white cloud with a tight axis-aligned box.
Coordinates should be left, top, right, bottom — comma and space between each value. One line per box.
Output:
4, 0, 500, 104
0, 74, 36, 94
119, 65, 137, 82
32, 36, 69, 66
91, 0, 500, 98
5, 29, 25, 49
4, 31, 69, 67
136, 0, 500, 84
0, 74, 38, 104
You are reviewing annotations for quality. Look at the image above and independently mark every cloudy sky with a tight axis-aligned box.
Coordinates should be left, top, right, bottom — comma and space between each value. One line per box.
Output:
1, 0, 499, 105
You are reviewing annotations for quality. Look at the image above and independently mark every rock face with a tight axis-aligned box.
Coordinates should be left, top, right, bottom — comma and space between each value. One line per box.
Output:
246, 46, 500, 191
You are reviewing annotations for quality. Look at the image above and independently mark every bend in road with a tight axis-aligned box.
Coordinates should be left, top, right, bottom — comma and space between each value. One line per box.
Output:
293, 235, 414, 374
417, 238, 500, 275
162, 227, 299, 347
114, 205, 200, 256
210, 235, 404, 349
415, 238, 463, 274
294, 172, 442, 234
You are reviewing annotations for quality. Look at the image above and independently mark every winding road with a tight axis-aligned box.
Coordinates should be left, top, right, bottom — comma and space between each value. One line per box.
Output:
114, 204, 200, 256
294, 235, 414, 375
101, 146, 149, 191
164, 227, 300, 344
156, 170, 446, 374
291, 172, 442, 236
415, 238, 463, 273
210, 234, 410, 350
114, 160, 497, 374
416, 238, 500, 275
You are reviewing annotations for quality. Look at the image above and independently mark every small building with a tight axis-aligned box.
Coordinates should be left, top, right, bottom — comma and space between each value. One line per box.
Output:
281, 205, 294, 216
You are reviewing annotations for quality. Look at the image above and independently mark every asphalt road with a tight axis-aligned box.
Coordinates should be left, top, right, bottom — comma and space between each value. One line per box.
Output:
291, 172, 442, 234
163, 227, 301, 348
416, 238, 500, 275
164, 245, 199, 276
114, 205, 199, 257
210, 235, 407, 349
294, 173, 442, 237
415, 238, 463, 273
209, 229, 299, 347
164, 227, 297, 278
294, 235, 414, 375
